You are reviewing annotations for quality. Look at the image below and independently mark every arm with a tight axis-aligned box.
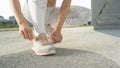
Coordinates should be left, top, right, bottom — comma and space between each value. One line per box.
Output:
51, 0, 71, 43
47, 0, 56, 7
9, 0, 33, 40
9, 0, 28, 26
55, 0, 71, 31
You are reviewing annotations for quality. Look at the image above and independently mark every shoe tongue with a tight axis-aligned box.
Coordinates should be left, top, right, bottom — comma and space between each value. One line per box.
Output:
39, 33, 46, 36
34, 33, 46, 41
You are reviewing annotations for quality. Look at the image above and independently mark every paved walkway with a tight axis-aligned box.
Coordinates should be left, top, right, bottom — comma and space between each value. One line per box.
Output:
0, 26, 120, 68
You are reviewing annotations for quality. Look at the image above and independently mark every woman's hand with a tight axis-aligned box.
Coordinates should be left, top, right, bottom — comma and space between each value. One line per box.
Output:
50, 0, 71, 43
10, 0, 33, 41
51, 29, 63, 43
19, 23, 33, 41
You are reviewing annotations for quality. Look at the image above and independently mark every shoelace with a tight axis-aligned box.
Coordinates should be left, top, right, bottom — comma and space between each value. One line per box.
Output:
32, 35, 51, 40
33, 33, 51, 39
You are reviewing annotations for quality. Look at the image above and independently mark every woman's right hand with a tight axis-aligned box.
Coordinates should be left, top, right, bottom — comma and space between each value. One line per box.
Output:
19, 23, 33, 41
9, 0, 33, 40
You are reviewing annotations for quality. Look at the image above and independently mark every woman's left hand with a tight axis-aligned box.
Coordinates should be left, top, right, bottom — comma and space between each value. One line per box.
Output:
51, 30, 63, 43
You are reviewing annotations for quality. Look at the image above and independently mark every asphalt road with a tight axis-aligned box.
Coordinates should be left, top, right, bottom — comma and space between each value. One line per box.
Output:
0, 27, 120, 68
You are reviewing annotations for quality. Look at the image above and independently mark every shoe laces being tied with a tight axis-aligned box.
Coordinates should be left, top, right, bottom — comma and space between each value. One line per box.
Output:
33, 33, 51, 40
32, 0, 48, 8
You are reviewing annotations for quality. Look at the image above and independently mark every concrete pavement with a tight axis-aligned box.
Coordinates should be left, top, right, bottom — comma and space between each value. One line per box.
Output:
0, 26, 120, 68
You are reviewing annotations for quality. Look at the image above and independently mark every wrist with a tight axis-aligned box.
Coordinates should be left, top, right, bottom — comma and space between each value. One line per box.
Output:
55, 22, 63, 31
15, 16, 27, 26
18, 20, 28, 26
54, 27, 62, 32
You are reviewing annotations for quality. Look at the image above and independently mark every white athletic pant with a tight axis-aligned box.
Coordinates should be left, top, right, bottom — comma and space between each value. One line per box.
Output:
22, 0, 55, 36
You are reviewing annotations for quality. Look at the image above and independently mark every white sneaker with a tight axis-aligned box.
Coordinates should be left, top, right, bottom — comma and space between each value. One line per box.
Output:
32, 33, 56, 56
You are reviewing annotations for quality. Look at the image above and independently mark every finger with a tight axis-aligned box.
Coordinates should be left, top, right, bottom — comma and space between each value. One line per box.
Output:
53, 41, 57, 43
19, 31, 22, 37
32, 36, 50, 39
29, 30, 33, 40
47, 35, 56, 43
58, 36, 62, 42
50, 35, 56, 43
58, 37, 62, 43
51, 34, 56, 41
56, 36, 62, 43
27, 30, 33, 40
26, 31, 31, 40
25, 29, 32, 40
22, 30, 28, 39
25, 32, 30, 39
51, 37, 56, 43
55, 35, 59, 42
21, 30, 26, 39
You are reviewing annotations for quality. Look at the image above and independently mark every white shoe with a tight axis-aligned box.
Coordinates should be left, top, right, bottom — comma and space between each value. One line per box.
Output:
32, 33, 56, 56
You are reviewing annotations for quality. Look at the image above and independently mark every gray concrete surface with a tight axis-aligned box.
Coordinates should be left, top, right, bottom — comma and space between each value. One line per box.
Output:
0, 26, 120, 68
92, 0, 120, 29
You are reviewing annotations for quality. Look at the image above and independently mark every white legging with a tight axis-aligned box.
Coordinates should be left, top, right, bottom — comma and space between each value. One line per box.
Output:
22, 0, 54, 36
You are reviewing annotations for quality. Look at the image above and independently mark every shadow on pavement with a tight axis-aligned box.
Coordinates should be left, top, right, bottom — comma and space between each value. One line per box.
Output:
0, 48, 120, 68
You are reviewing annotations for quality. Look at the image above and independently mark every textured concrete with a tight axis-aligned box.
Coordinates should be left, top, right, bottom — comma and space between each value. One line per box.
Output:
0, 27, 120, 68
92, 0, 120, 29
49, 6, 91, 27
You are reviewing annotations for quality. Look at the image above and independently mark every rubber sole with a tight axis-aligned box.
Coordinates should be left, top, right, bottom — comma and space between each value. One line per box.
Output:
32, 46, 56, 56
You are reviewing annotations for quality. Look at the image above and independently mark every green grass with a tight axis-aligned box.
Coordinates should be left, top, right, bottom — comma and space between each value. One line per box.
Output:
0, 27, 19, 31
0, 27, 33, 31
